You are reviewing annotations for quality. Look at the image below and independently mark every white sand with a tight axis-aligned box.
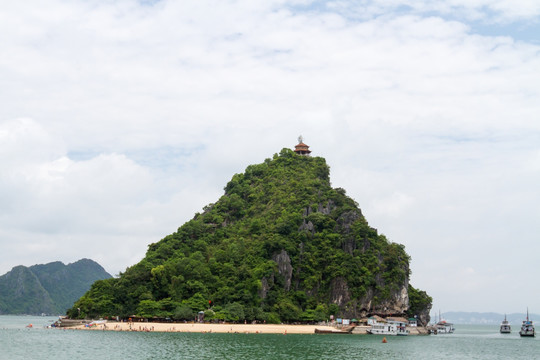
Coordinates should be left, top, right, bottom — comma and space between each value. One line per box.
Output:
73, 321, 339, 334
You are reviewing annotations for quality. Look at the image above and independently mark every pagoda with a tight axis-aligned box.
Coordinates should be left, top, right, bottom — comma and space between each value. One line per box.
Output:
294, 136, 311, 156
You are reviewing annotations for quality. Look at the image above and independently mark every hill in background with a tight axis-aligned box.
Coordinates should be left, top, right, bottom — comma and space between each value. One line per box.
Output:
0, 259, 111, 315
442, 311, 539, 325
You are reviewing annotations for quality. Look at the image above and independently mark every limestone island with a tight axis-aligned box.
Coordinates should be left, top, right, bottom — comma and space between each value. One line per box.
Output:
62, 139, 432, 335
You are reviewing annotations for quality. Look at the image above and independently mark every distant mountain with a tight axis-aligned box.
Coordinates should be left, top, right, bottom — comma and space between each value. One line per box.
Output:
0, 259, 111, 315
439, 311, 540, 325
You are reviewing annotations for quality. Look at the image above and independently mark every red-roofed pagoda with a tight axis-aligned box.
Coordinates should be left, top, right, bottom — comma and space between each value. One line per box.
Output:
294, 136, 311, 156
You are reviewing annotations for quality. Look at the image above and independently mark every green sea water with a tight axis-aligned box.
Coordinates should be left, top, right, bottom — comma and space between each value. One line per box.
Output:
1, 316, 539, 360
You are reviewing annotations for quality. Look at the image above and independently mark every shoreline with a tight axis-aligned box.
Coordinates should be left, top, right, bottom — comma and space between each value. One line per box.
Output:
72, 322, 338, 334
69, 321, 428, 335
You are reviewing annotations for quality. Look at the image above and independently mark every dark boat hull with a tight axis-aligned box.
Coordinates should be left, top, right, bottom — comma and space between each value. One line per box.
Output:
314, 329, 350, 334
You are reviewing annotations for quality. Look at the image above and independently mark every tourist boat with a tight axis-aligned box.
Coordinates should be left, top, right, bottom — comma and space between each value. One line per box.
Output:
519, 309, 535, 337
435, 320, 455, 334
395, 321, 410, 336
432, 311, 454, 334
500, 314, 511, 334
367, 320, 409, 336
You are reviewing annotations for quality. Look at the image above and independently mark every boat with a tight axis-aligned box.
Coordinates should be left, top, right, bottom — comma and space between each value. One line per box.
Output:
435, 321, 455, 334
434, 311, 454, 334
367, 322, 397, 335
314, 328, 352, 334
395, 323, 410, 336
519, 309, 535, 337
367, 320, 409, 336
315, 323, 356, 334
500, 314, 511, 334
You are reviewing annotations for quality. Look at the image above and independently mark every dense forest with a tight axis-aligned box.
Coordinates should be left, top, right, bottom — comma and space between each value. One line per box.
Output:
0, 259, 111, 315
68, 148, 431, 324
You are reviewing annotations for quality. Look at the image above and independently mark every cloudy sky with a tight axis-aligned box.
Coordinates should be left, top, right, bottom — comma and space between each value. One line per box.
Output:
1, 0, 539, 314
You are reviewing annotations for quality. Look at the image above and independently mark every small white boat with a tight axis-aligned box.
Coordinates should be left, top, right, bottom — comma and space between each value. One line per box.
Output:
435, 320, 455, 334
500, 314, 511, 334
367, 320, 409, 336
519, 309, 535, 337
433, 311, 454, 334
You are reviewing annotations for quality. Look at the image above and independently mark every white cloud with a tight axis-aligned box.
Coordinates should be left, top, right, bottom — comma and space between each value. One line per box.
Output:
326, 0, 540, 22
0, 118, 205, 275
0, 0, 539, 313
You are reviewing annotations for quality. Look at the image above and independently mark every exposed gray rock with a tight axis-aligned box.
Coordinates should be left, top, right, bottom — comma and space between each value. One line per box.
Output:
272, 250, 293, 291
341, 237, 357, 255
259, 276, 271, 299
417, 302, 432, 326
298, 219, 314, 232
336, 210, 361, 233
330, 277, 351, 307
317, 200, 335, 215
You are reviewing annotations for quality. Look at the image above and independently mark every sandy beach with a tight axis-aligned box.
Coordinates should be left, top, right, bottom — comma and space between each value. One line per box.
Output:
72, 321, 346, 334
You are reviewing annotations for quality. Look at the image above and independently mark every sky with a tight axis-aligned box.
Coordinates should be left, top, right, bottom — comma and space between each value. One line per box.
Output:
1, 0, 539, 314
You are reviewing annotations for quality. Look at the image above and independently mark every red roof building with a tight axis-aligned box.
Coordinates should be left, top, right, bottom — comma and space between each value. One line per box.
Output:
294, 136, 311, 156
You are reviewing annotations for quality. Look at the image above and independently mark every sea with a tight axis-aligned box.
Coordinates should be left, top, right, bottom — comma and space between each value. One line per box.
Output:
1, 315, 539, 360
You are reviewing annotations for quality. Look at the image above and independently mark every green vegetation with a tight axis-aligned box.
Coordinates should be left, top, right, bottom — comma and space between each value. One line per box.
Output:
0, 259, 111, 315
68, 149, 431, 322
407, 285, 433, 320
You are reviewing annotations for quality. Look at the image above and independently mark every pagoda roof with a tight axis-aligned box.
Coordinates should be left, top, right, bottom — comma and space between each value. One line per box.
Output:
294, 142, 311, 153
